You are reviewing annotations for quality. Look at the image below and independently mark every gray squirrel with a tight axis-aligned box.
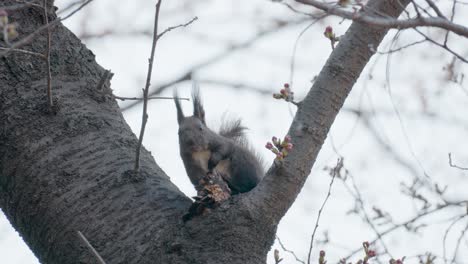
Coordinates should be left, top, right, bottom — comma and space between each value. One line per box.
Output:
174, 88, 263, 194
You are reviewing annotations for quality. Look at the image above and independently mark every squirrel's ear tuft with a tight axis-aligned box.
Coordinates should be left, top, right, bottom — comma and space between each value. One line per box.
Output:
173, 90, 185, 124
192, 83, 206, 125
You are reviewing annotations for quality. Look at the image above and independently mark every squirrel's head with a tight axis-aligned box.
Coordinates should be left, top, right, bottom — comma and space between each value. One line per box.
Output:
174, 88, 209, 152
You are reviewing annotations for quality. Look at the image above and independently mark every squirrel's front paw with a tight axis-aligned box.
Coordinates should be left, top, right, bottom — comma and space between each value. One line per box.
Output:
208, 152, 222, 171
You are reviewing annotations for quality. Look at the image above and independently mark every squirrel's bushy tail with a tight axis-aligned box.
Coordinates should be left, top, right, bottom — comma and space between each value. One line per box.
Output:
219, 118, 246, 140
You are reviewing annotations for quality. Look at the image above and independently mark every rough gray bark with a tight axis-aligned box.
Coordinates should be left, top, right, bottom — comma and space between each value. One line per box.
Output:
0, 0, 409, 263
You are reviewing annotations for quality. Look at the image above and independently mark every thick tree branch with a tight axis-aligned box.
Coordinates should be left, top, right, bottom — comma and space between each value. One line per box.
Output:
295, 0, 468, 38
248, 0, 412, 222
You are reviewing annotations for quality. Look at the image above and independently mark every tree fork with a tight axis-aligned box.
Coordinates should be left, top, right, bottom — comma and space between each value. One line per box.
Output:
0, 0, 410, 263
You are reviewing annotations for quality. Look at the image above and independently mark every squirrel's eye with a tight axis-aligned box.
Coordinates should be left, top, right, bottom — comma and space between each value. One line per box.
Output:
198, 126, 203, 131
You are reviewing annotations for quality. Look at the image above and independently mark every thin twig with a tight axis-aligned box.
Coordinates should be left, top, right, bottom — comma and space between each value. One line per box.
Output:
114, 95, 189, 101
307, 158, 339, 264
424, 0, 447, 18
411, 1, 421, 17
413, 28, 467, 63
156, 16, 198, 40
347, 171, 393, 259
341, 201, 468, 260
0, 47, 45, 58
375, 38, 427, 54
134, 0, 163, 172
448, 153, 468, 171
76, 231, 106, 264
0, 2, 42, 11
276, 235, 306, 264
289, 15, 328, 87
443, 0, 457, 46
43, 0, 53, 108
442, 215, 467, 264
450, 221, 468, 264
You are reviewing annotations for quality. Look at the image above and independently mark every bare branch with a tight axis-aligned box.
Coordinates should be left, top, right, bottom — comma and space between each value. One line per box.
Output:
307, 158, 339, 264
443, 0, 457, 46
0, 2, 42, 11
198, 79, 271, 95
295, 0, 468, 38
413, 28, 467, 63
78, 29, 152, 40
114, 95, 189, 101
448, 153, 468, 171
276, 236, 306, 264
0, 46, 45, 57
424, 0, 447, 18
450, 221, 468, 264
76, 231, 107, 264
374, 38, 427, 54
156, 16, 198, 40
43, 0, 53, 108
134, 0, 163, 172
442, 215, 467, 264
289, 15, 328, 87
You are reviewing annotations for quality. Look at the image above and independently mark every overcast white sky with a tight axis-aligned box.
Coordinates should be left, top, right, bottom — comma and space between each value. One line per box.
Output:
1, 0, 467, 263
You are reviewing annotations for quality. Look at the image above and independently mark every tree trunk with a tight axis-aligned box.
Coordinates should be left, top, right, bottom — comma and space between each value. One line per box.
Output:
0, 0, 409, 263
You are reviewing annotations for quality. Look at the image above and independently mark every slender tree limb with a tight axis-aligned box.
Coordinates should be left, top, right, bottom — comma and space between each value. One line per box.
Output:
248, 0, 412, 223
0, 2, 42, 11
276, 235, 306, 264
134, 0, 163, 172
443, 0, 457, 46
424, 0, 447, 19
77, 231, 107, 264
442, 215, 467, 264
295, 0, 468, 38
306, 158, 339, 264
114, 95, 189, 101
156, 16, 198, 41
448, 153, 468, 171
0, 46, 45, 57
42, 0, 53, 108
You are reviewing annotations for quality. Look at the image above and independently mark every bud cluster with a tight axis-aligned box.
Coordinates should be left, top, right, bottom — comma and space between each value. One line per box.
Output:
0, 10, 19, 44
389, 258, 405, 264
324, 26, 339, 49
362, 241, 376, 264
273, 249, 283, 264
265, 135, 293, 161
319, 250, 327, 264
273, 83, 294, 103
